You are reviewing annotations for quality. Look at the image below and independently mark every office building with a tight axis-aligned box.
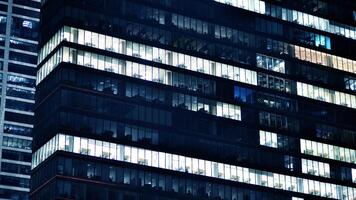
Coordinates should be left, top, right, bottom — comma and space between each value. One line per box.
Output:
0, 0, 39, 199
31, 0, 356, 199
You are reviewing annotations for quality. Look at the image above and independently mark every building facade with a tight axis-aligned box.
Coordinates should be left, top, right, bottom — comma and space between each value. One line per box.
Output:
0, 0, 39, 199
31, 0, 356, 199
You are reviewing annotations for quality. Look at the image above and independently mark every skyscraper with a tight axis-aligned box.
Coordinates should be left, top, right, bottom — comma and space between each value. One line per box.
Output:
31, 0, 356, 199
0, 0, 39, 199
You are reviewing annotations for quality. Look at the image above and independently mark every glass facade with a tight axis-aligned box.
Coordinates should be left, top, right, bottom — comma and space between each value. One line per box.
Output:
32, 0, 356, 200
38, 27, 258, 86
0, 1, 39, 199
37, 27, 356, 109
214, 0, 356, 40
32, 133, 356, 199
256, 54, 285, 73
300, 139, 356, 164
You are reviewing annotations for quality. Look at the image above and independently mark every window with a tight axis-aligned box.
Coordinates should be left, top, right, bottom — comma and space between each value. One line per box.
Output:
0, 15, 6, 34
256, 54, 285, 73
8, 75, 35, 88
345, 76, 356, 91
284, 156, 295, 171
257, 73, 291, 93
255, 92, 295, 112
259, 111, 293, 131
3, 124, 32, 136
10, 39, 37, 52
301, 139, 356, 164
6, 87, 35, 100
33, 133, 356, 199
5, 99, 33, 112
292, 197, 304, 200
297, 82, 356, 109
216, 102, 241, 120
172, 93, 241, 121
38, 26, 258, 86
218, 0, 356, 41
259, 130, 278, 148
38, 26, 356, 110
11, 17, 38, 41
9, 51, 37, 64
301, 159, 330, 177
2, 136, 31, 150
234, 86, 253, 103
315, 34, 331, 50
123, 124, 158, 145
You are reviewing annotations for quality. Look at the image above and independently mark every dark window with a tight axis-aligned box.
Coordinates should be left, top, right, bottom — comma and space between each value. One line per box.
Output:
11, 17, 38, 41
5, 99, 34, 112
6, 87, 35, 100
9, 51, 37, 64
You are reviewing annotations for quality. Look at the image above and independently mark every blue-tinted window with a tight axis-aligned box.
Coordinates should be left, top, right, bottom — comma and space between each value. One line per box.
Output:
7, 75, 35, 88
345, 76, 356, 91
6, 87, 35, 100
12, 7, 39, 18
0, 15, 6, 34
0, 36, 5, 47
1, 149, 31, 162
9, 51, 37, 64
4, 111, 34, 124
8, 63, 36, 76
5, 99, 34, 112
256, 54, 285, 73
0, 61, 3, 70
13, 0, 40, 8
2, 136, 31, 150
234, 86, 253, 103
11, 17, 38, 41
4, 123, 32, 136
0, 175, 29, 188
315, 34, 331, 50
10, 39, 37, 53
1, 162, 31, 175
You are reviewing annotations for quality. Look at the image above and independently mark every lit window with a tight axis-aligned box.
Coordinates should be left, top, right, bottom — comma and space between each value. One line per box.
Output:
58, 134, 65, 150
345, 76, 356, 91
259, 130, 278, 148
297, 82, 356, 109
315, 35, 331, 50
37, 27, 356, 111
256, 54, 285, 73
0, 16, 6, 23
301, 159, 330, 177
22, 20, 33, 29
292, 197, 304, 200
300, 139, 356, 164
33, 133, 356, 199
214, 0, 355, 41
